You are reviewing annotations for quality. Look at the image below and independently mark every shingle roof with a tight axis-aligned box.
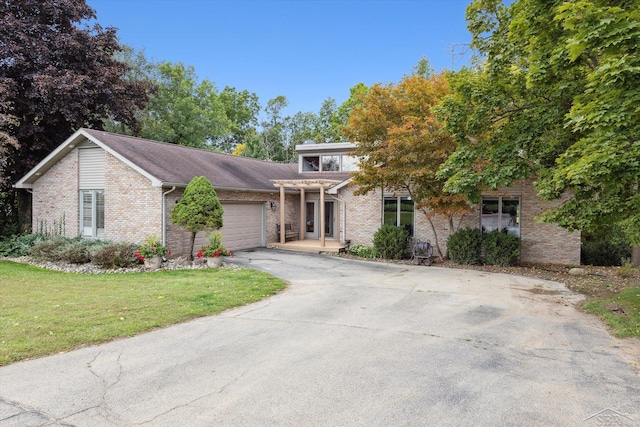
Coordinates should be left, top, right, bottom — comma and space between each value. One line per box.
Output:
82, 129, 350, 190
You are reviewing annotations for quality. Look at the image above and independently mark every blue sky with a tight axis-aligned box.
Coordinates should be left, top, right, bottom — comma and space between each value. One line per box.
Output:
87, 0, 475, 116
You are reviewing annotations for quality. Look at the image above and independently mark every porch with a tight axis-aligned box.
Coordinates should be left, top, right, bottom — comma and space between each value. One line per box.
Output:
268, 239, 346, 254
272, 178, 345, 249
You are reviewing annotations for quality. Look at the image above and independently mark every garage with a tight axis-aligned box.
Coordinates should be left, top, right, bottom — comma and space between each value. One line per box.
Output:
219, 202, 264, 250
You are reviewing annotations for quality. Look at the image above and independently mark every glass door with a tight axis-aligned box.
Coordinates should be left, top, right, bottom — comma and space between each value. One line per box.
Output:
305, 201, 317, 239
325, 201, 334, 238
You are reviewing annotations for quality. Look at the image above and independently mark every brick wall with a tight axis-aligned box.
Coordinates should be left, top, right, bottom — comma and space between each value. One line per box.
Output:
31, 148, 79, 237
339, 179, 581, 265
104, 152, 162, 244
518, 181, 581, 265
165, 187, 301, 257
340, 186, 382, 246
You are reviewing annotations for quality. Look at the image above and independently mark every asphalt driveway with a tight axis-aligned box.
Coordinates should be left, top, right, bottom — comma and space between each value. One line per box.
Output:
1, 249, 639, 426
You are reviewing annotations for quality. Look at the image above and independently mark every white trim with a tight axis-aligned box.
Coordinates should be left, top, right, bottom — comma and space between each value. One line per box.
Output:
82, 131, 163, 187
327, 178, 352, 194
14, 129, 163, 188
295, 142, 356, 153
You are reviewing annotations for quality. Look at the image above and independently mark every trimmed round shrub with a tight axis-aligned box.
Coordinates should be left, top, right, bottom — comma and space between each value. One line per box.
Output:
91, 242, 141, 268
447, 227, 482, 265
483, 230, 521, 266
373, 224, 409, 259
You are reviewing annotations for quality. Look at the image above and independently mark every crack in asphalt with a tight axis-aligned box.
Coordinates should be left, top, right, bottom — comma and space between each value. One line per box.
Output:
0, 396, 75, 427
130, 358, 268, 426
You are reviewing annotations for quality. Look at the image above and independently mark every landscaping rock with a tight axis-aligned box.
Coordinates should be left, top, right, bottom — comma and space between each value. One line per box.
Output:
3, 256, 231, 274
568, 267, 587, 276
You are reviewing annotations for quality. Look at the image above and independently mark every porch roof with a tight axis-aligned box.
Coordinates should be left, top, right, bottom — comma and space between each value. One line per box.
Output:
271, 179, 344, 190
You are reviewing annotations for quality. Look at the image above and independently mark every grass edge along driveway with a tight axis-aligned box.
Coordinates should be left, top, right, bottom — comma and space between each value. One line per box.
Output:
0, 261, 287, 366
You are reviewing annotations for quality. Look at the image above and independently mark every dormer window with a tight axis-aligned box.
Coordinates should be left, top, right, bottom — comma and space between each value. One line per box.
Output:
296, 141, 358, 173
301, 154, 358, 173
321, 156, 340, 171
303, 156, 320, 171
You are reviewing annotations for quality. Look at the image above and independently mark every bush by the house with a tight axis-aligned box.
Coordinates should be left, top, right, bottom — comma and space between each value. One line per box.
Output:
447, 227, 483, 265
581, 227, 632, 266
57, 238, 103, 264
28, 236, 106, 264
0, 233, 45, 257
483, 230, 521, 266
29, 236, 74, 261
349, 243, 377, 259
91, 242, 141, 268
373, 224, 409, 260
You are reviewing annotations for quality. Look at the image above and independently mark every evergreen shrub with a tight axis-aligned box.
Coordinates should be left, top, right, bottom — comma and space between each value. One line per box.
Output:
447, 227, 482, 264
373, 225, 409, 259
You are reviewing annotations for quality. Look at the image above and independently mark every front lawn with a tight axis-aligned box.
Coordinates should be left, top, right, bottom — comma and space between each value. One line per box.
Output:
0, 261, 286, 366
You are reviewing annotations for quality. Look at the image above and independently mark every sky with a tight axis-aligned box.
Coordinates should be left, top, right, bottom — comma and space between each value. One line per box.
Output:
86, 0, 475, 117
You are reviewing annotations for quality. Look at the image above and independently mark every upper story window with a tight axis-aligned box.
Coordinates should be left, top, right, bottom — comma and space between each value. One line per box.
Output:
301, 154, 359, 173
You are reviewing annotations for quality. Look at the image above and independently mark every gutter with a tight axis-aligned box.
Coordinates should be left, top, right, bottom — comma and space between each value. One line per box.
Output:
327, 193, 347, 245
161, 186, 177, 246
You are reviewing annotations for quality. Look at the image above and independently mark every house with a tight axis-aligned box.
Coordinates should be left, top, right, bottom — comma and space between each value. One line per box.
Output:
15, 128, 581, 264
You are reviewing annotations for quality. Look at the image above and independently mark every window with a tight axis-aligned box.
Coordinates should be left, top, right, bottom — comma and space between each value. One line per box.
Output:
321, 155, 340, 171
341, 155, 358, 171
481, 197, 520, 237
383, 195, 414, 236
80, 190, 104, 238
301, 154, 359, 172
302, 156, 320, 171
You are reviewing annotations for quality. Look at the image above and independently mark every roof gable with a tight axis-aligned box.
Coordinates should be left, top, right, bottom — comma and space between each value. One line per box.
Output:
16, 128, 350, 191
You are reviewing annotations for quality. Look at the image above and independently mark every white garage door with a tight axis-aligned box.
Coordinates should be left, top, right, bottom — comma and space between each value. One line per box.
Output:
219, 203, 264, 250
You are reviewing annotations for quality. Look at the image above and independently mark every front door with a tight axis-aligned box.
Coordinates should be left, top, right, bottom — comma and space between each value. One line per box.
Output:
305, 200, 335, 239
305, 201, 316, 239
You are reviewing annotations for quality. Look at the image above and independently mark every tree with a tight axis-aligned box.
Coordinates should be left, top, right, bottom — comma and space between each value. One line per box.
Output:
259, 96, 288, 161
171, 176, 224, 260
0, 0, 150, 238
335, 83, 369, 138
215, 87, 260, 153
137, 62, 230, 148
437, 0, 640, 265
343, 72, 471, 258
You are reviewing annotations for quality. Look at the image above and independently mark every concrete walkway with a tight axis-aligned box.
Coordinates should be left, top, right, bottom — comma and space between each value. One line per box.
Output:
1, 249, 639, 426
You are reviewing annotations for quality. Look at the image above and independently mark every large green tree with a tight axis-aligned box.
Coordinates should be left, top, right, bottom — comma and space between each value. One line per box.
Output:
137, 62, 230, 148
438, 0, 640, 264
344, 72, 470, 258
216, 87, 260, 153
0, 0, 150, 237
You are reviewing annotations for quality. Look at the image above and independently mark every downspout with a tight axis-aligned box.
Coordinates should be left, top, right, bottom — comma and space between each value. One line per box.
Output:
161, 186, 176, 246
327, 193, 346, 245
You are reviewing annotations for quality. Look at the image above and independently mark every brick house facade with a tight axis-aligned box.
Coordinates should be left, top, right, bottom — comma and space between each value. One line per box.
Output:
16, 128, 581, 264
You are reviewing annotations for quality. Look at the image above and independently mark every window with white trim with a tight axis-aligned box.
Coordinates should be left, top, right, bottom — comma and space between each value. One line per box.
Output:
80, 190, 104, 238
481, 197, 520, 237
301, 154, 359, 172
383, 195, 414, 236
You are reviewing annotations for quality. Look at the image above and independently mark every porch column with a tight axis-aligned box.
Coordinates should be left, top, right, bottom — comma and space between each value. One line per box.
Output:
299, 188, 305, 241
279, 185, 286, 244
320, 186, 325, 247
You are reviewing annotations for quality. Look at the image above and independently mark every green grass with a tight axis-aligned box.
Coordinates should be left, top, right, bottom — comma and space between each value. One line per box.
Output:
582, 287, 640, 338
0, 261, 286, 365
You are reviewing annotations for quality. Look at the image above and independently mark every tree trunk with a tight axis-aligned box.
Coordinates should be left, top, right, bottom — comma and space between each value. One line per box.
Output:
632, 246, 640, 268
189, 231, 196, 261
426, 217, 444, 260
